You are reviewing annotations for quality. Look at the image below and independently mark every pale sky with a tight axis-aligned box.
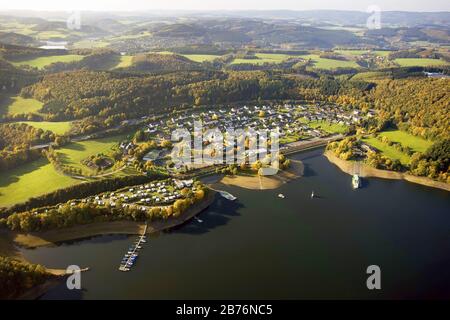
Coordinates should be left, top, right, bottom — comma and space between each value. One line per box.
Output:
1, 0, 449, 12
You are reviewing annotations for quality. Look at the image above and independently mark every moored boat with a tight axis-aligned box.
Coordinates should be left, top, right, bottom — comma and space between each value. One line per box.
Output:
352, 174, 361, 189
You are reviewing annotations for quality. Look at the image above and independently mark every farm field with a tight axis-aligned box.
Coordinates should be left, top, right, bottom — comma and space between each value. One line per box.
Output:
112, 55, 134, 69
231, 53, 293, 65
19, 121, 72, 135
57, 134, 129, 175
2, 96, 43, 115
335, 50, 392, 57
377, 130, 433, 153
394, 58, 448, 67
0, 158, 80, 207
10, 54, 84, 69
72, 39, 110, 49
183, 54, 221, 62
350, 71, 389, 81
300, 54, 360, 69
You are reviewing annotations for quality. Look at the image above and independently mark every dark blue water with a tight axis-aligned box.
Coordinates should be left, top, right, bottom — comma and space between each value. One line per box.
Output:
21, 148, 450, 299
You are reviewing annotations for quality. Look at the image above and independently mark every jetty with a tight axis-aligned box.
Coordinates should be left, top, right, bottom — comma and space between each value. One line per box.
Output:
118, 224, 147, 272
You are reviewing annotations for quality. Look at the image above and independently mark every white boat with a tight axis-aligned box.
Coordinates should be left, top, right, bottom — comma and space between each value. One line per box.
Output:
278, 193, 285, 199
352, 174, 361, 189
311, 191, 315, 199
194, 216, 203, 223
219, 191, 237, 201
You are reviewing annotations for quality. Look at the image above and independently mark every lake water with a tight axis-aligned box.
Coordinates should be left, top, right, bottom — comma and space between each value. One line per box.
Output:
20, 148, 450, 299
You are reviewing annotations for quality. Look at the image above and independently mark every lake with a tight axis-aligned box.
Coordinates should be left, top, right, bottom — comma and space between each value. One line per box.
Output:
20, 148, 450, 299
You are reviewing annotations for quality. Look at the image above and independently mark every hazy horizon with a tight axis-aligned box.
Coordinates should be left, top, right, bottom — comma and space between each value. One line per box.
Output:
0, 0, 449, 13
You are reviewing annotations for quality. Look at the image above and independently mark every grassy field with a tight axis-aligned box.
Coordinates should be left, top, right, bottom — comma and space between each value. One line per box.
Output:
3, 96, 43, 115
350, 71, 390, 81
111, 55, 134, 69
335, 50, 392, 57
300, 54, 360, 69
11, 55, 84, 69
362, 136, 411, 165
19, 121, 72, 135
394, 58, 448, 67
231, 53, 293, 65
72, 39, 110, 49
377, 130, 433, 153
183, 54, 221, 62
362, 130, 433, 165
57, 134, 129, 175
0, 158, 80, 207
299, 118, 348, 134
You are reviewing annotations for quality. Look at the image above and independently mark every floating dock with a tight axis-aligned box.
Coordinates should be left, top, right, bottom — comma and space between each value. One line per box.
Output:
118, 224, 147, 272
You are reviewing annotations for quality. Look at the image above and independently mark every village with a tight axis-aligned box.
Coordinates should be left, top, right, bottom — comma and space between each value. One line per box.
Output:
117, 103, 376, 171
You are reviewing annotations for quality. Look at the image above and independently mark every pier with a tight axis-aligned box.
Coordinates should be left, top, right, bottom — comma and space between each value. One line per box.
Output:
118, 224, 148, 272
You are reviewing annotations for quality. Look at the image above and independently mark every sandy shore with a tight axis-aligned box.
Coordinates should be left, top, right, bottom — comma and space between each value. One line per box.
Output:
324, 151, 450, 192
219, 160, 304, 190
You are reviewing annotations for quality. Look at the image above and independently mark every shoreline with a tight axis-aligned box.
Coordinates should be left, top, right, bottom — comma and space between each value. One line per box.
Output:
324, 151, 450, 192
9, 190, 217, 250
217, 159, 304, 190
1, 190, 216, 300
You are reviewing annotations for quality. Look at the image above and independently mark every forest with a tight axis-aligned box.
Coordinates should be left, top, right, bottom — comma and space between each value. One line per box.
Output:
0, 123, 55, 171
0, 257, 50, 299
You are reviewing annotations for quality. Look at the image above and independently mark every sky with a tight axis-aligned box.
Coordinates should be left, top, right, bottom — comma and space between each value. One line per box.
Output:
1, 0, 449, 12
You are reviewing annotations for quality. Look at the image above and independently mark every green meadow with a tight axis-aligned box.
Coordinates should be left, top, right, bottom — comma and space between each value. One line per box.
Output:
350, 71, 389, 81
377, 130, 433, 153
362, 136, 411, 165
11, 54, 84, 69
57, 134, 129, 175
3, 96, 43, 115
362, 130, 433, 165
231, 53, 293, 65
183, 54, 221, 62
111, 55, 134, 69
300, 54, 360, 69
308, 120, 348, 134
394, 58, 448, 67
19, 121, 72, 135
72, 39, 110, 49
0, 158, 80, 207
335, 50, 392, 57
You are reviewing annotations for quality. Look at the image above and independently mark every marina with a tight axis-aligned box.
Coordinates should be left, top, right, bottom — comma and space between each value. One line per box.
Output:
118, 224, 148, 272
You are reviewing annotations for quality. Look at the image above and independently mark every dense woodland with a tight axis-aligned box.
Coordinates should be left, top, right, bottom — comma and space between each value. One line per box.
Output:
0, 257, 50, 299
0, 123, 55, 171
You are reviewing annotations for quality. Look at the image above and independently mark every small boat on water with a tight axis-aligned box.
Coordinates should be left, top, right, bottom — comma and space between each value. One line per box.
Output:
278, 193, 285, 199
219, 191, 237, 201
311, 191, 315, 199
194, 216, 203, 223
352, 174, 361, 189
